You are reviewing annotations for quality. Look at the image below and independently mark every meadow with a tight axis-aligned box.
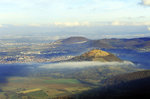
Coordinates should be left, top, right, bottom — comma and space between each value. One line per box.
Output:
0, 61, 140, 99
0, 76, 91, 99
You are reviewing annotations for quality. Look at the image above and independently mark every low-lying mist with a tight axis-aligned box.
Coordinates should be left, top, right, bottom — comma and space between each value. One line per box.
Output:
40, 61, 136, 69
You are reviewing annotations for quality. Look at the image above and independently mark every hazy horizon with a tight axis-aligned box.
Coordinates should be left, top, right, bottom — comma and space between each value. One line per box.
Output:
0, 0, 150, 39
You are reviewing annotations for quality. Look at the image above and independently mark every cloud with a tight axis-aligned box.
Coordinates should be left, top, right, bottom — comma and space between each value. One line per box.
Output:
102, 33, 150, 38
0, 24, 3, 28
53, 21, 150, 26
148, 26, 150, 31
1, 21, 150, 28
111, 21, 150, 26
111, 21, 122, 26
54, 22, 90, 27
39, 61, 135, 69
0, 34, 62, 41
0, 22, 149, 39
29, 24, 42, 27
141, 0, 150, 6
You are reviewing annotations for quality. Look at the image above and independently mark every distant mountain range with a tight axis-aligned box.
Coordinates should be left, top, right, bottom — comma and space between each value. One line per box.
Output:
90, 37, 150, 50
0, 36, 150, 65
48, 36, 150, 59
54, 36, 150, 51
50, 36, 150, 68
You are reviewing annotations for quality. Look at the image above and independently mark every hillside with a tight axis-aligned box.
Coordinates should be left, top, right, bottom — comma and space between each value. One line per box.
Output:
104, 70, 150, 85
54, 36, 89, 45
70, 49, 122, 62
55, 70, 150, 99
90, 37, 150, 51
0, 36, 150, 64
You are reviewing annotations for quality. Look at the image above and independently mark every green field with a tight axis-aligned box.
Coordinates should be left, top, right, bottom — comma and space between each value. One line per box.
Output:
43, 79, 81, 84
0, 77, 91, 99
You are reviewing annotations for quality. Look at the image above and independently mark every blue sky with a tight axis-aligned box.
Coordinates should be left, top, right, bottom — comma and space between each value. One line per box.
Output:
0, 0, 150, 39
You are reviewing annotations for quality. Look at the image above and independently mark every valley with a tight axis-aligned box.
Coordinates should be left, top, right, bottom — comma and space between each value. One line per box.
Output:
0, 36, 150, 99
0, 61, 140, 99
0, 37, 150, 66
1, 0, 150, 98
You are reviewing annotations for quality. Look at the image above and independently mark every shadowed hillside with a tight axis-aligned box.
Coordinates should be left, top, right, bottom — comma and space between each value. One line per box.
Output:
55, 70, 150, 99
90, 37, 150, 50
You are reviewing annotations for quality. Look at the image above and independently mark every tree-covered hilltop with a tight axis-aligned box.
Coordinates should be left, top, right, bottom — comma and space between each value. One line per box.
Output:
69, 49, 122, 62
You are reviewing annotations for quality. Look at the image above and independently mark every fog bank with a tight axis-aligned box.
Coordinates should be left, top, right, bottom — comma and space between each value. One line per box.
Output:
40, 61, 135, 69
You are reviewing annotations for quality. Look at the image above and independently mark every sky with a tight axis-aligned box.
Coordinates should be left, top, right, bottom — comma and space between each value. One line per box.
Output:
0, 0, 150, 39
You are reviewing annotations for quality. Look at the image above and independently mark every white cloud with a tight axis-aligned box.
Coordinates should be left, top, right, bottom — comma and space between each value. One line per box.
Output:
102, 33, 150, 39
29, 24, 42, 27
148, 26, 150, 31
111, 21, 122, 26
0, 22, 90, 27
141, 0, 150, 6
0, 22, 149, 39
2, 21, 150, 27
54, 22, 90, 27
111, 21, 150, 26
39, 61, 135, 69
0, 24, 3, 28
